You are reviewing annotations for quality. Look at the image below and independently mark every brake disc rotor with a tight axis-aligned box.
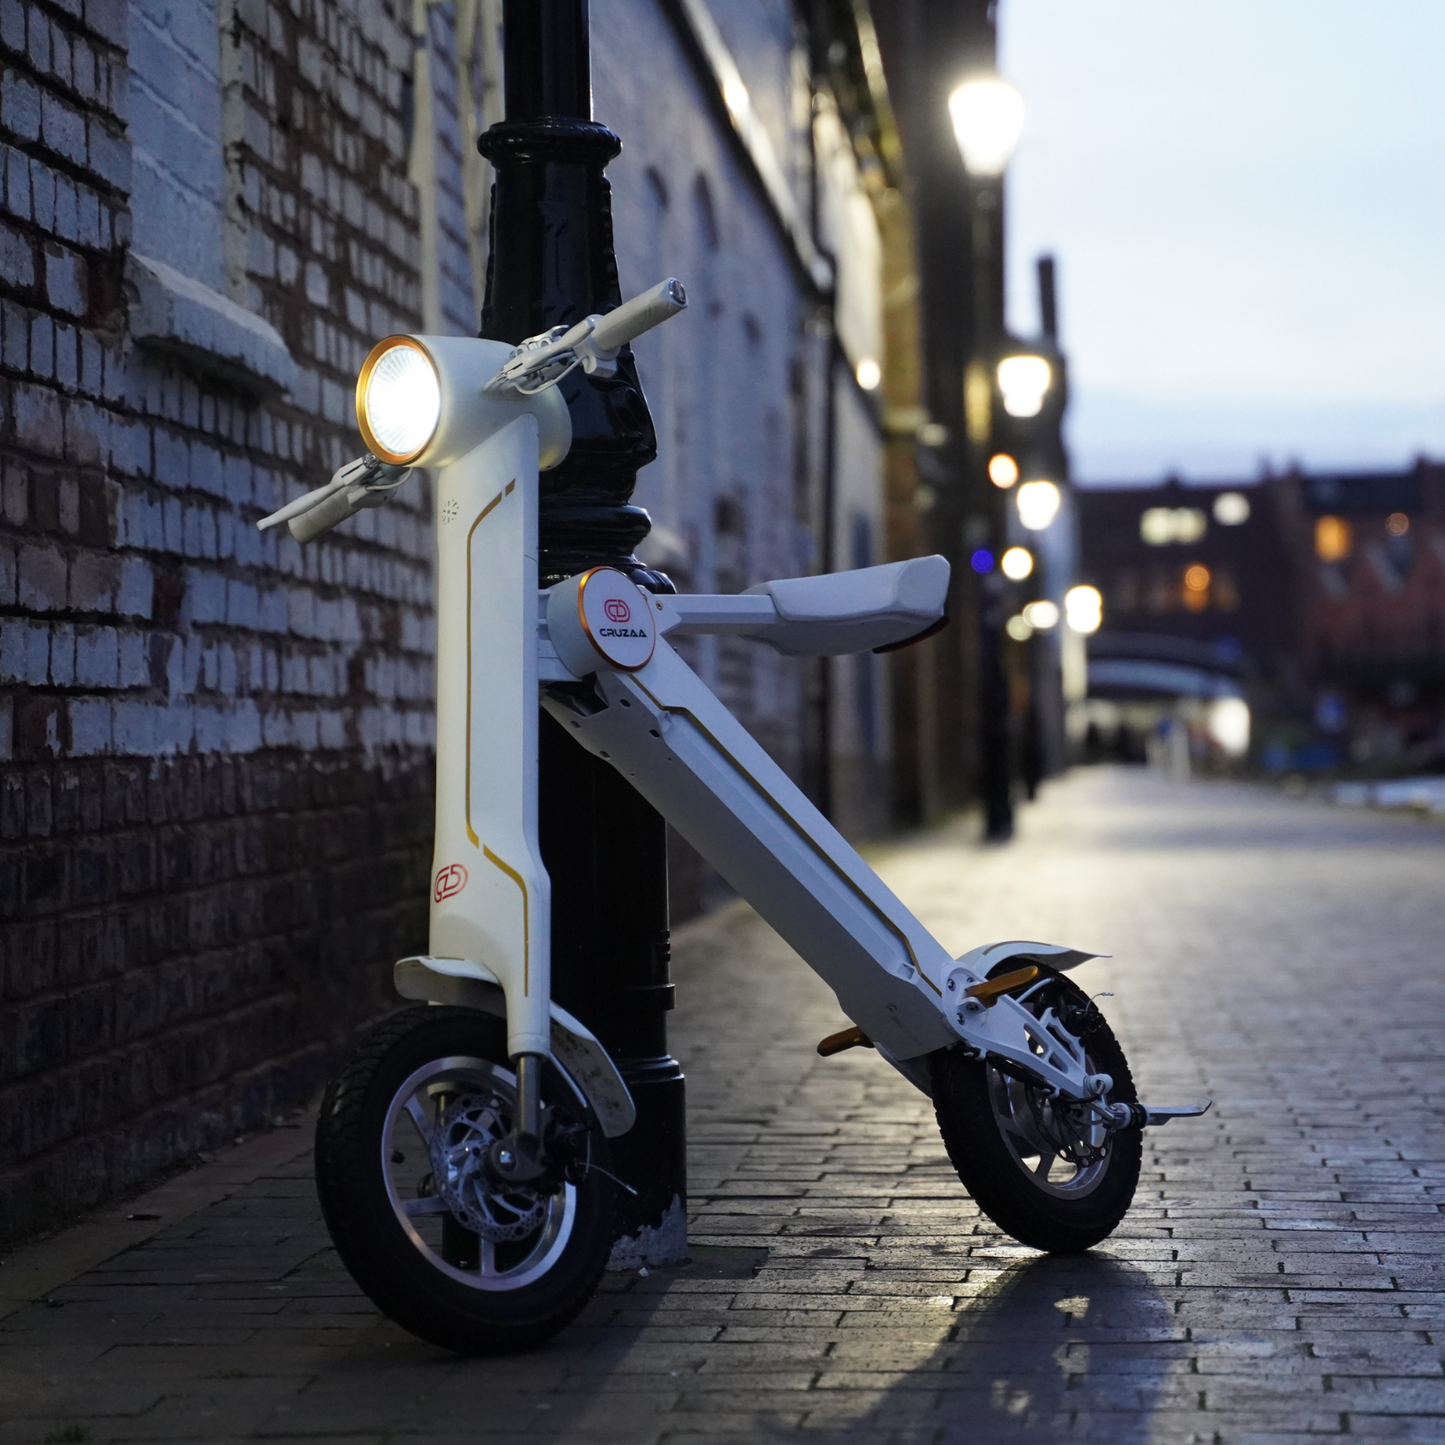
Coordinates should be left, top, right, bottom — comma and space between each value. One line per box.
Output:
427, 1090, 548, 1242
1026, 1088, 1106, 1167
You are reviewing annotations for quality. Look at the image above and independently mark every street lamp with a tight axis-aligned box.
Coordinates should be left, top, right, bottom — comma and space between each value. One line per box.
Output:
997, 354, 1051, 418
1000, 545, 1033, 581
988, 452, 1019, 488
477, 0, 684, 1263
1016, 479, 1061, 531
949, 69, 1024, 842
1064, 584, 1103, 634
948, 77, 1025, 179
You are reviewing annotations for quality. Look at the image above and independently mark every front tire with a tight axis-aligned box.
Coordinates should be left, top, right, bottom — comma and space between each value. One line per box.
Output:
931, 968, 1142, 1252
315, 1007, 614, 1353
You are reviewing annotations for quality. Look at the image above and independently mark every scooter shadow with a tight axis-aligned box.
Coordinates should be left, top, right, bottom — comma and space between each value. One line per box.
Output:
922, 1251, 1182, 1443
742, 1250, 1180, 1444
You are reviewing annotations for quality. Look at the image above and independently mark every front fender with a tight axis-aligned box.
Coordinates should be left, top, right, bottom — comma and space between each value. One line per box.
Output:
393, 956, 636, 1139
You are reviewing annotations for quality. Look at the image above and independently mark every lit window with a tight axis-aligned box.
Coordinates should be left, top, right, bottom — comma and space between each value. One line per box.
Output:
1386, 512, 1410, 536
964, 362, 991, 443
1000, 546, 1033, 580
988, 453, 1019, 488
1213, 491, 1250, 526
1315, 515, 1352, 562
1017, 480, 1061, 531
1181, 563, 1210, 612
1140, 507, 1207, 546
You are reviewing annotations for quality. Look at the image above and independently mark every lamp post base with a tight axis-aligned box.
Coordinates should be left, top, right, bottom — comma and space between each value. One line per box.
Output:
606, 1057, 688, 1267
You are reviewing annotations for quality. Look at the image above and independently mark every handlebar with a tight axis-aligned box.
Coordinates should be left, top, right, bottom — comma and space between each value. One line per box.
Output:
588, 278, 688, 354
487, 277, 689, 393
289, 485, 373, 543
273, 279, 690, 543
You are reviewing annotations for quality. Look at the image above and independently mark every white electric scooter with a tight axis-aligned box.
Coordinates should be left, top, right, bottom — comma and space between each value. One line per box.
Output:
260, 280, 1208, 1354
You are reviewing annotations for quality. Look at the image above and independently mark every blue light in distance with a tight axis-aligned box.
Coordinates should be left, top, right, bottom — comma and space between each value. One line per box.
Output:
970, 548, 995, 574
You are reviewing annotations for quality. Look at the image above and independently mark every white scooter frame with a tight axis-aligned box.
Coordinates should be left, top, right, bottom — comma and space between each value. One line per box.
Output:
264, 279, 1206, 1189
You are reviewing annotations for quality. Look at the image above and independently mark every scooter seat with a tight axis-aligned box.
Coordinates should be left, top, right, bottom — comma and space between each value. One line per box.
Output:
741, 555, 950, 656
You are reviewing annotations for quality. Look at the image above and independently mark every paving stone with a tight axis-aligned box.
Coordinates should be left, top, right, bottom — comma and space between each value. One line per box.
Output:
3, 771, 1445, 1440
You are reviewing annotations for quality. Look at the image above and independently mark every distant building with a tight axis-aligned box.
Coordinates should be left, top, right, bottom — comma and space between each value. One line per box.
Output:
1074, 460, 1445, 773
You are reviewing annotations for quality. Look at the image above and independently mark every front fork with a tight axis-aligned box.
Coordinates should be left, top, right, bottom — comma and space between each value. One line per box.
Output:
489, 1053, 547, 1184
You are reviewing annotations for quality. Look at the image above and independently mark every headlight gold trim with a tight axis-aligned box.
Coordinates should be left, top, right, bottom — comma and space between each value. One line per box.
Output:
355, 335, 440, 465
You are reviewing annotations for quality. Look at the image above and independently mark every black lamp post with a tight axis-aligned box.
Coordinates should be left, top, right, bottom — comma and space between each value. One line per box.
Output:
477, 0, 686, 1262
949, 74, 1025, 841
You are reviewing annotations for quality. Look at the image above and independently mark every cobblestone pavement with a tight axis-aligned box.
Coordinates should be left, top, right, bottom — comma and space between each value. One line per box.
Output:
4, 767, 1445, 1443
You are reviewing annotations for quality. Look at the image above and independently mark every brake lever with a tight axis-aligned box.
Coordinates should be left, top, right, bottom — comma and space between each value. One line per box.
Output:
256, 454, 411, 539
484, 278, 687, 395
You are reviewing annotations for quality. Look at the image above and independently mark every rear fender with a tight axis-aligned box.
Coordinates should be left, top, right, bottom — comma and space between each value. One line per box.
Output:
954, 940, 1107, 975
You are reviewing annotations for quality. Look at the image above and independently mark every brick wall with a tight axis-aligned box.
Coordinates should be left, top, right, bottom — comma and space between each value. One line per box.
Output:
0, 0, 437, 1247
0, 0, 905, 1243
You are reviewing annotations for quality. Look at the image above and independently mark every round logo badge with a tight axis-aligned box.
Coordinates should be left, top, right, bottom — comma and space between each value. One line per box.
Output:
433, 864, 468, 901
577, 568, 656, 671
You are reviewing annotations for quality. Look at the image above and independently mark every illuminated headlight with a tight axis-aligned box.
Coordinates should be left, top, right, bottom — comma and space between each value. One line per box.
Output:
356, 337, 442, 464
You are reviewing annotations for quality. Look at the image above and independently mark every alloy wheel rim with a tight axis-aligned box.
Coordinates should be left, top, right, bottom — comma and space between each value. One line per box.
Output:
987, 1065, 1112, 1200
381, 1055, 577, 1291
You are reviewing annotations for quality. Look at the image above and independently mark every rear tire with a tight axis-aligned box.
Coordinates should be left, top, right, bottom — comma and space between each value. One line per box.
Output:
315, 1006, 614, 1353
931, 969, 1142, 1252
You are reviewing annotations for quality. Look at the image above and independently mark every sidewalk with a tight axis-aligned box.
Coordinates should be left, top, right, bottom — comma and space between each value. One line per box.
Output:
3, 766, 1444, 1442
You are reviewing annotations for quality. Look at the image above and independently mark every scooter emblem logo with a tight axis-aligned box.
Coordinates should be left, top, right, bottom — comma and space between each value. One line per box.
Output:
566, 567, 657, 671
433, 864, 468, 901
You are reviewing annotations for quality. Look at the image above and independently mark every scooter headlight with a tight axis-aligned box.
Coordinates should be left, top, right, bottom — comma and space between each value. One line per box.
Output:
356, 337, 442, 465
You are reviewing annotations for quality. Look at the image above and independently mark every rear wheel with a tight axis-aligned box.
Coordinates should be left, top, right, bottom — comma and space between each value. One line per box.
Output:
931, 968, 1142, 1252
315, 1007, 614, 1353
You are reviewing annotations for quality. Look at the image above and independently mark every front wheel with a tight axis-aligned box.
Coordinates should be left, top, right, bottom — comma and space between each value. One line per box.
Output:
931, 968, 1142, 1252
314, 1006, 614, 1353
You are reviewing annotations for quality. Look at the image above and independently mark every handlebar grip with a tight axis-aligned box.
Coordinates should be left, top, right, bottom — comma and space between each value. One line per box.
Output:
289, 487, 361, 543
589, 278, 687, 353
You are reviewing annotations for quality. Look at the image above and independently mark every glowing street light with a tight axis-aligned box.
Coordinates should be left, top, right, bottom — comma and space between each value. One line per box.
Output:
988, 452, 1019, 488
996, 354, 1052, 418
1022, 599, 1059, 630
1000, 546, 1033, 581
949, 69, 1025, 846
1064, 584, 1103, 634
1016, 479, 1061, 531
948, 76, 1025, 178
1207, 696, 1251, 758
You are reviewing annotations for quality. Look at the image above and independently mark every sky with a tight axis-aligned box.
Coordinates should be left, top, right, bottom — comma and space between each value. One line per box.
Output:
998, 1, 1445, 483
